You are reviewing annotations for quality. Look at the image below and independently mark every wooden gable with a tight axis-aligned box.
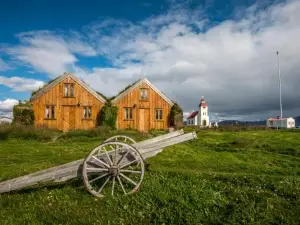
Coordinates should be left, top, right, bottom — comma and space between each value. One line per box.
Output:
111, 78, 173, 131
31, 73, 105, 131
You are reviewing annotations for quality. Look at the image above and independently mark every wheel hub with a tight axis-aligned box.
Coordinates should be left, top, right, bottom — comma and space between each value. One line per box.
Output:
108, 166, 120, 177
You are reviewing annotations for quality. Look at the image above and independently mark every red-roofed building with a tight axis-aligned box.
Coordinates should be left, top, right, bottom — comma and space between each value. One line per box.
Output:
186, 96, 212, 127
187, 111, 199, 125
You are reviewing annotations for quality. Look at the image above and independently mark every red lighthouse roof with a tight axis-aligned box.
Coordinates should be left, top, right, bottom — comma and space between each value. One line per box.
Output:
199, 96, 207, 108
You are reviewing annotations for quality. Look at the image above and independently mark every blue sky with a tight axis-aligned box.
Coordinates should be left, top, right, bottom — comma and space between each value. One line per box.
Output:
1, 0, 299, 121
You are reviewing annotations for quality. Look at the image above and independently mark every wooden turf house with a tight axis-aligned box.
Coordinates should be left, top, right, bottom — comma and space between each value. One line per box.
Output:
110, 78, 174, 132
30, 72, 106, 132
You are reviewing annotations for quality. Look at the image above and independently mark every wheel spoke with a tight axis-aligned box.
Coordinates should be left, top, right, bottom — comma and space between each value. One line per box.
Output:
111, 177, 115, 196
113, 145, 120, 165
120, 169, 141, 174
97, 176, 111, 194
89, 173, 108, 183
117, 175, 126, 195
103, 146, 113, 166
120, 159, 139, 169
120, 173, 138, 186
86, 167, 108, 172
92, 156, 110, 168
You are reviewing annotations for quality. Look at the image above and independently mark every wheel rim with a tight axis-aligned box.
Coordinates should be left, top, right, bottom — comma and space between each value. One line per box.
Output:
103, 135, 136, 145
82, 141, 144, 198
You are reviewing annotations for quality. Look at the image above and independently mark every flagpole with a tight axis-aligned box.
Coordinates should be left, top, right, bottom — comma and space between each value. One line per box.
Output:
276, 51, 283, 128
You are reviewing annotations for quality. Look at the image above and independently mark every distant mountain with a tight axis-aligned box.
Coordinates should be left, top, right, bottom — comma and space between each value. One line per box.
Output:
218, 120, 266, 126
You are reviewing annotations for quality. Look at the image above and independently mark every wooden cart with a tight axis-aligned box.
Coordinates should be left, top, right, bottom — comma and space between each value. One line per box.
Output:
0, 130, 197, 198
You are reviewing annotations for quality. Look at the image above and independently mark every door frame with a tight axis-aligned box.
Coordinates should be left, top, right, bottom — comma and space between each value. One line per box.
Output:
137, 108, 150, 132
62, 105, 76, 132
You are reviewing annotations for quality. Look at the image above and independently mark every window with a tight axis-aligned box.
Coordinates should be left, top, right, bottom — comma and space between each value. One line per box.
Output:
155, 109, 163, 120
64, 83, 75, 97
125, 108, 133, 120
83, 106, 92, 119
140, 88, 148, 100
45, 105, 55, 119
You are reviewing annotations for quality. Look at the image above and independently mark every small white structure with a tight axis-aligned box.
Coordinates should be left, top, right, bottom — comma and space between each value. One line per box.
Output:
210, 121, 218, 128
0, 116, 12, 124
186, 96, 211, 127
266, 117, 295, 129
186, 111, 199, 126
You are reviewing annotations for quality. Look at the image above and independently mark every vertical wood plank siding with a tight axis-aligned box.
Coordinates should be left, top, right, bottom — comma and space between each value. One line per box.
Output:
113, 82, 171, 131
31, 76, 104, 131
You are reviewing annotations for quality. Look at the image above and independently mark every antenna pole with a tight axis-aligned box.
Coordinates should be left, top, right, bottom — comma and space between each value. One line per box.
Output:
277, 51, 283, 129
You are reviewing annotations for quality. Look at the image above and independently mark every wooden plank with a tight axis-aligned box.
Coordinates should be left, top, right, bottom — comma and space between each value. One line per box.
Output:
0, 131, 196, 194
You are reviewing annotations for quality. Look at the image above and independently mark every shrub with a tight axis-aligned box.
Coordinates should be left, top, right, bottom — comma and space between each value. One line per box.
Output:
0, 124, 59, 141
60, 126, 112, 140
170, 102, 184, 129
98, 102, 118, 129
12, 104, 35, 126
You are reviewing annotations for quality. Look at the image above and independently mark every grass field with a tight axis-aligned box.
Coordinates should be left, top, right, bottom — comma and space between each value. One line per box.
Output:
0, 128, 300, 224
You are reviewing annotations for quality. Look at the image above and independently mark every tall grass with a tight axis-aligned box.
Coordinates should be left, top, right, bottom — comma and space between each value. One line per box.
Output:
0, 124, 59, 141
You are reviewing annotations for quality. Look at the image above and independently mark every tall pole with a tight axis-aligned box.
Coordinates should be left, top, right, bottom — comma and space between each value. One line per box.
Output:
277, 51, 283, 128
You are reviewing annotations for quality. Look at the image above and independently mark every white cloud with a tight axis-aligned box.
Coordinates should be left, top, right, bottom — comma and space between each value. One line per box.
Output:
0, 76, 45, 92
0, 99, 18, 112
6, 30, 97, 77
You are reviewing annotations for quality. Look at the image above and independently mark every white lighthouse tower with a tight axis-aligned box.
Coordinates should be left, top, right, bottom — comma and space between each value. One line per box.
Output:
198, 96, 210, 127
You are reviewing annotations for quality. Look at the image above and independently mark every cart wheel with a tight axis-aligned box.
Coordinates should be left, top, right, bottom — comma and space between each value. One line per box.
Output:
82, 141, 145, 198
103, 135, 136, 145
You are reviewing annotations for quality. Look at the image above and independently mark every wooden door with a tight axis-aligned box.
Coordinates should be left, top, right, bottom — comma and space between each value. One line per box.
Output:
62, 106, 76, 132
138, 109, 150, 132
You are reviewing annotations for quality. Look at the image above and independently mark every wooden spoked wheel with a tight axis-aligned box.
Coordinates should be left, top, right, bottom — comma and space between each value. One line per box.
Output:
103, 135, 136, 145
82, 142, 145, 198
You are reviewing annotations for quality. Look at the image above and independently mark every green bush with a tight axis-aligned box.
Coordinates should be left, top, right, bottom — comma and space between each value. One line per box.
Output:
12, 104, 35, 125
0, 124, 59, 141
98, 102, 118, 129
170, 102, 183, 129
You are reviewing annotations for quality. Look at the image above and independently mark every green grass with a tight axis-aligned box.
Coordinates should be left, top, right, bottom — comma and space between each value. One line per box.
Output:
0, 129, 300, 224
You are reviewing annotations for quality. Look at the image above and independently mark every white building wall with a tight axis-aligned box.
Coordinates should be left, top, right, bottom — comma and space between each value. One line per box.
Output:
198, 107, 209, 127
187, 115, 198, 126
266, 118, 295, 128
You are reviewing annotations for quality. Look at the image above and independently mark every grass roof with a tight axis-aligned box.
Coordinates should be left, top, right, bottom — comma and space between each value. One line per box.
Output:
30, 76, 61, 99
109, 78, 141, 101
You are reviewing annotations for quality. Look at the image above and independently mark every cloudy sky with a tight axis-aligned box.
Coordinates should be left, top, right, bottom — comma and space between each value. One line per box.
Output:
0, 0, 299, 121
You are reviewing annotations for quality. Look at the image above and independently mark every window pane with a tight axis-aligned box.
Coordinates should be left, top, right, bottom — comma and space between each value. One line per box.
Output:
88, 107, 92, 118
160, 110, 162, 120
64, 84, 68, 96
129, 108, 132, 119
83, 107, 86, 119
51, 106, 55, 119
70, 84, 74, 97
